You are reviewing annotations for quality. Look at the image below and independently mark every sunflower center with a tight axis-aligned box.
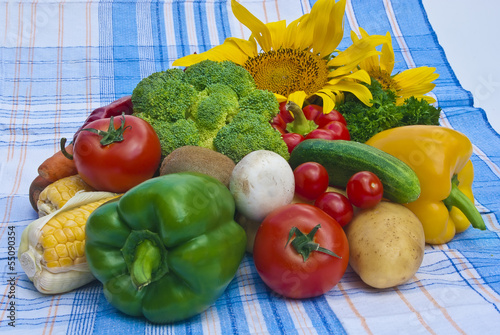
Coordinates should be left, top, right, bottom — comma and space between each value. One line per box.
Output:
243, 48, 330, 97
368, 68, 401, 92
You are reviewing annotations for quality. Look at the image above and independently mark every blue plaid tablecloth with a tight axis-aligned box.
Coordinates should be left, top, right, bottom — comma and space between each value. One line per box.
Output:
1, 1, 499, 334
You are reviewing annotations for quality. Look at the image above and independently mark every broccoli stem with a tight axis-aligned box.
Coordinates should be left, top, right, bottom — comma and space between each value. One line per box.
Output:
285, 101, 318, 136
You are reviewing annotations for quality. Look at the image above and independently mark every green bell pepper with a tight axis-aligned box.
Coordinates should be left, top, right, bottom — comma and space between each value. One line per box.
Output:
85, 172, 246, 323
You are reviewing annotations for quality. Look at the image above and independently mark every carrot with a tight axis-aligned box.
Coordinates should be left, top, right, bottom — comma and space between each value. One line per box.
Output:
29, 175, 52, 212
37, 142, 78, 182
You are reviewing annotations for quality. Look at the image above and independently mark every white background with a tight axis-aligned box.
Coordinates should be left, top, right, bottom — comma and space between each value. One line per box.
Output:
422, 0, 500, 133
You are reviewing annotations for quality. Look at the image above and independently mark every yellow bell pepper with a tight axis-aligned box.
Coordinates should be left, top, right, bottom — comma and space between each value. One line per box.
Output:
366, 125, 485, 244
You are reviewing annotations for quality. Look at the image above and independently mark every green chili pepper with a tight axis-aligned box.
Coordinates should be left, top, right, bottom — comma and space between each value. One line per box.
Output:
85, 172, 246, 323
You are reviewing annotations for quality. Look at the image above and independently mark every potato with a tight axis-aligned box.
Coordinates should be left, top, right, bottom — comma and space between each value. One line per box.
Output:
345, 201, 425, 289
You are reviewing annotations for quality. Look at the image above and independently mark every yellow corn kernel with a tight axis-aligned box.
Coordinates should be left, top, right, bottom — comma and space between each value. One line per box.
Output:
59, 257, 73, 267
37, 175, 95, 217
63, 227, 75, 242
55, 244, 68, 258
67, 243, 77, 259
71, 226, 85, 241
46, 261, 60, 268
41, 224, 56, 235
74, 240, 85, 257
43, 248, 59, 262
41, 235, 58, 249
53, 229, 68, 244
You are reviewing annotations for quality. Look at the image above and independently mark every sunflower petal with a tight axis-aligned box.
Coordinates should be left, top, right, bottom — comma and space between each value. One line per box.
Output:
315, 89, 337, 114
231, 0, 272, 52
172, 37, 256, 66
287, 91, 308, 108
394, 66, 439, 85
266, 20, 287, 50
380, 32, 395, 73
292, 14, 315, 49
326, 80, 374, 106
310, 0, 346, 57
328, 34, 388, 68
274, 93, 288, 103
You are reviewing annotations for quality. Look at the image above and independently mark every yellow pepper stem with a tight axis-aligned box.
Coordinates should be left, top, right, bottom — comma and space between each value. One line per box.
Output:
443, 178, 486, 231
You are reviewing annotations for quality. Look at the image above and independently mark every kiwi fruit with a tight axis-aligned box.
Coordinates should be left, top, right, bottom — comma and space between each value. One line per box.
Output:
160, 146, 235, 187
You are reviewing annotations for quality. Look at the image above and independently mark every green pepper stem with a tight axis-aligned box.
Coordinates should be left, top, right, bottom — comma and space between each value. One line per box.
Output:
443, 182, 486, 231
122, 230, 169, 291
130, 240, 161, 290
285, 101, 318, 136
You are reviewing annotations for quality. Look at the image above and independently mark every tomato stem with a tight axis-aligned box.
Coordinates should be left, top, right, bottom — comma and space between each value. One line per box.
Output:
60, 137, 73, 160
285, 224, 341, 262
81, 114, 132, 146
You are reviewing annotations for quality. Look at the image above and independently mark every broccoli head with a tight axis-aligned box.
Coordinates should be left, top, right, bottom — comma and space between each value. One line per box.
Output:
184, 60, 256, 98
132, 60, 290, 160
213, 114, 289, 163
150, 117, 200, 156
236, 89, 280, 122
132, 69, 198, 122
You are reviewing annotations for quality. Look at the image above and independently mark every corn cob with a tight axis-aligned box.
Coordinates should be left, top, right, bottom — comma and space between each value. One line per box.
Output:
19, 191, 118, 294
37, 175, 94, 217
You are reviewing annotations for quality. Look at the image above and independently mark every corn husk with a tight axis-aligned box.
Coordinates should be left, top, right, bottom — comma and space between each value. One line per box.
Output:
19, 191, 117, 294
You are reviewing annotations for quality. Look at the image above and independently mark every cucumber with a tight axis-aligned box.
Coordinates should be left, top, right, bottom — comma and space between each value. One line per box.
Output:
289, 139, 420, 203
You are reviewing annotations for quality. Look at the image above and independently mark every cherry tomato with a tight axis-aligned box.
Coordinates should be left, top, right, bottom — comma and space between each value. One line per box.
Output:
253, 203, 349, 299
346, 171, 384, 209
322, 121, 351, 140
314, 192, 354, 227
282, 132, 305, 153
315, 110, 347, 127
302, 104, 323, 121
305, 128, 338, 140
73, 115, 162, 193
293, 162, 329, 201
279, 101, 294, 123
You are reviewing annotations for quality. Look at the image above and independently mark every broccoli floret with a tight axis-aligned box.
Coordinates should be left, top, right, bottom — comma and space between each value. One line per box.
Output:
132, 72, 198, 122
190, 84, 239, 124
214, 114, 289, 163
184, 60, 256, 98
150, 118, 200, 156
236, 89, 280, 122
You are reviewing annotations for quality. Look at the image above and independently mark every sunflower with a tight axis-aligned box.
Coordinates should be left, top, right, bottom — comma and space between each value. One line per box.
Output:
352, 28, 439, 105
173, 0, 389, 113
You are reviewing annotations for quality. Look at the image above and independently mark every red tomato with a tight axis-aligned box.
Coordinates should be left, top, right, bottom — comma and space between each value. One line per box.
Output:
293, 162, 329, 201
302, 104, 322, 121
314, 192, 354, 227
322, 121, 350, 140
346, 171, 384, 209
73, 115, 162, 193
315, 110, 347, 127
282, 132, 305, 153
253, 203, 349, 299
305, 128, 337, 140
